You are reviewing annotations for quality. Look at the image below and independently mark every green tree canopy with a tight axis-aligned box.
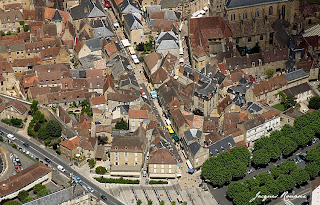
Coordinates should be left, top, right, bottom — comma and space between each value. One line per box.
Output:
18, 190, 29, 202
3, 201, 21, 205
265, 68, 274, 78
227, 182, 249, 199
309, 96, 320, 110
46, 120, 62, 138
230, 146, 251, 165
137, 199, 142, 205
252, 149, 270, 166
291, 169, 310, 185
276, 174, 296, 192
31, 100, 38, 115
96, 166, 107, 174
33, 184, 46, 194
255, 172, 273, 186
37, 188, 51, 197
305, 161, 320, 179
33, 110, 46, 123
88, 158, 96, 169
115, 118, 129, 130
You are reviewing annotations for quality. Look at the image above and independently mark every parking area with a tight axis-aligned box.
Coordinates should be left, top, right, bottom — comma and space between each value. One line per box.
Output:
0, 141, 36, 181
103, 183, 216, 205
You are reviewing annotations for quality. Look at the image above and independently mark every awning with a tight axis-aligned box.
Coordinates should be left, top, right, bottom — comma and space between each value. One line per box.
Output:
128, 46, 135, 55
186, 159, 193, 169
167, 125, 174, 134
203, 6, 208, 11
166, 119, 171, 125
188, 169, 195, 173
121, 39, 131, 47
172, 133, 179, 142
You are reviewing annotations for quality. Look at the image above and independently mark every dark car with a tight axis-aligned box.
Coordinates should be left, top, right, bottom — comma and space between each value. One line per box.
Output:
44, 158, 51, 163
299, 154, 306, 161
23, 142, 30, 148
101, 195, 108, 201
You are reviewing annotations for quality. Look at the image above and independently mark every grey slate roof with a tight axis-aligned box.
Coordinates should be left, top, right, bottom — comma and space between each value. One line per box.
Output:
124, 13, 143, 30
207, 135, 235, 157
233, 94, 246, 106
146, 5, 161, 14
164, 10, 181, 21
9, 44, 25, 52
70, 0, 105, 20
85, 38, 101, 52
157, 40, 179, 50
285, 69, 308, 82
227, 85, 246, 95
120, 105, 129, 115
214, 71, 226, 85
247, 102, 262, 114
79, 55, 102, 69
226, 0, 287, 9
93, 27, 115, 38
283, 82, 312, 97
160, 0, 182, 9
52, 9, 62, 22
156, 31, 178, 42
184, 129, 202, 143
119, 0, 142, 14
285, 58, 297, 72
189, 141, 201, 156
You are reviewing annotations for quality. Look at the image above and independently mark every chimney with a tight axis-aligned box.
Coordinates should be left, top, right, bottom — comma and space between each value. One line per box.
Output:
84, 7, 88, 13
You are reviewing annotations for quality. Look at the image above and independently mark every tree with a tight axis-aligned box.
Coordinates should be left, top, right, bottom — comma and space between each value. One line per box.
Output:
243, 178, 259, 190
137, 199, 142, 205
284, 96, 297, 110
276, 174, 296, 192
265, 179, 280, 196
18, 190, 29, 202
305, 162, 320, 179
98, 136, 109, 145
115, 118, 128, 130
0, 135, 3, 142
264, 144, 281, 160
227, 182, 249, 199
230, 146, 251, 165
309, 96, 320, 110
229, 161, 247, 178
265, 68, 274, 78
160, 200, 165, 205
88, 158, 96, 169
291, 169, 310, 185
46, 120, 62, 138
96, 166, 107, 174
280, 161, 297, 174
207, 166, 232, 186
17, 27, 20, 33
171, 201, 176, 205
38, 126, 49, 140
23, 24, 29, 32
252, 149, 270, 166
7, 31, 11, 35
270, 166, 284, 179
31, 100, 38, 115
33, 184, 46, 194
255, 172, 273, 186
183, 202, 187, 205
33, 110, 46, 123
282, 139, 297, 156
23, 196, 34, 203
80, 100, 90, 107
37, 188, 51, 197
148, 199, 153, 205
3, 201, 21, 205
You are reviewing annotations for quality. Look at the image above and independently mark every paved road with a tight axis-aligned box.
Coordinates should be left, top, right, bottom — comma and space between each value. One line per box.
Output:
209, 142, 318, 205
0, 124, 124, 205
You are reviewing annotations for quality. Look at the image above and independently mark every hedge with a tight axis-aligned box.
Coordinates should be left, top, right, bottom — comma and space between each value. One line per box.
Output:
95, 177, 140, 184
149, 180, 168, 184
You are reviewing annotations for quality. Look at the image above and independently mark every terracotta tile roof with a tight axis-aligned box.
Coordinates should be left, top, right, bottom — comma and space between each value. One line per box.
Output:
190, 16, 232, 57
104, 41, 118, 56
103, 74, 115, 93
263, 48, 288, 63
218, 63, 226, 74
4, 3, 22, 10
129, 109, 148, 119
41, 47, 60, 59
80, 137, 96, 150
115, 0, 125, 5
93, 59, 106, 70
23, 10, 36, 21
92, 108, 102, 114
23, 76, 39, 88
1, 35, 18, 41
58, 106, 72, 124
223, 112, 248, 131
96, 124, 112, 133
4, 100, 27, 115
28, 87, 51, 98
171, 109, 185, 127
261, 110, 280, 120
90, 96, 106, 105
0, 162, 51, 197
74, 41, 85, 54
151, 67, 168, 84
205, 131, 222, 145
25, 40, 56, 53
13, 58, 42, 67
60, 136, 79, 150
86, 69, 103, 78
252, 75, 287, 96
44, 8, 69, 23
144, 52, 162, 71
217, 95, 231, 115
110, 135, 144, 151
17, 32, 31, 41
149, 148, 176, 164
107, 92, 139, 103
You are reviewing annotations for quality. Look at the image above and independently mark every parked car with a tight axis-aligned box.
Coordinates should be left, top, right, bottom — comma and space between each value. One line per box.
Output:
299, 154, 306, 161
7, 134, 16, 141
44, 158, 51, 163
57, 165, 65, 172
23, 142, 30, 148
295, 156, 302, 163
87, 186, 94, 193
101, 195, 108, 201
14, 165, 19, 173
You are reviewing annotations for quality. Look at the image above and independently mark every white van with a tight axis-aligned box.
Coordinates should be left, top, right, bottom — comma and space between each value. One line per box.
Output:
7, 134, 16, 141
57, 165, 65, 172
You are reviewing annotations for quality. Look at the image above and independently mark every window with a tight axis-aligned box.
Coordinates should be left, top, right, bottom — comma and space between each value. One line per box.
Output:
243, 11, 247, 19
134, 162, 138, 166
256, 9, 260, 17
125, 162, 128, 165
269, 6, 273, 15
236, 38, 239, 44
125, 146, 128, 150
282, 5, 286, 20
169, 165, 172, 168
135, 153, 138, 156
135, 157, 138, 161
115, 157, 118, 161
154, 169, 157, 173
154, 164, 157, 168
169, 169, 172, 173
260, 35, 263, 40
231, 13, 235, 21
115, 146, 118, 150
161, 169, 164, 173
124, 152, 128, 156
114, 162, 118, 165
248, 37, 251, 42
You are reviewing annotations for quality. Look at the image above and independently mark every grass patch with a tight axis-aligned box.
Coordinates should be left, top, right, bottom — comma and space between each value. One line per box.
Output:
149, 180, 168, 184
272, 104, 286, 111
95, 177, 140, 184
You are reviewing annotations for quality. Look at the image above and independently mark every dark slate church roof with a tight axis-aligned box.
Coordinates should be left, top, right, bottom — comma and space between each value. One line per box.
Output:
226, 0, 287, 9
52, 9, 62, 22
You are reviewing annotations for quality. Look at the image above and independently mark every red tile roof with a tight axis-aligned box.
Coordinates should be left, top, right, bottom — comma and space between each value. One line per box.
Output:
60, 136, 79, 150
129, 109, 149, 119
90, 96, 106, 105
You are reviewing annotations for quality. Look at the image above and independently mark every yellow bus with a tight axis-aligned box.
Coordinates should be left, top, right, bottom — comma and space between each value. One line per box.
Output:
167, 125, 174, 134
149, 83, 154, 91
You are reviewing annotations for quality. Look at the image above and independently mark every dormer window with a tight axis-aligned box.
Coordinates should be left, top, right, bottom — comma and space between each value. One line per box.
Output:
48, 45, 51, 48
42, 46, 45, 49
15, 16, 18, 20
125, 146, 128, 150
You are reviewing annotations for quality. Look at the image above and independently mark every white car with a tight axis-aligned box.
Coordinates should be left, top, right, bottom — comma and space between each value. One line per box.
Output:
7, 134, 16, 141
57, 165, 66, 172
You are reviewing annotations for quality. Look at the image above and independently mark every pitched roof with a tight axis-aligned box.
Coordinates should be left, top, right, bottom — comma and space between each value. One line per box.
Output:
245, 115, 265, 130
111, 135, 144, 151
90, 96, 106, 105
4, 100, 27, 115
217, 95, 231, 115
0, 162, 51, 197
283, 82, 312, 97
129, 109, 148, 119
107, 92, 139, 103
171, 109, 186, 128
285, 69, 309, 82
70, 0, 105, 20
149, 148, 176, 164
123, 13, 143, 30
60, 136, 79, 150
226, 0, 287, 9
144, 52, 162, 71
252, 75, 287, 96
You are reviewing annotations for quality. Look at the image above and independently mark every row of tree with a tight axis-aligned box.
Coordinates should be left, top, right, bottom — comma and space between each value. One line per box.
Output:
252, 111, 320, 166
201, 147, 251, 186
227, 143, 320, 205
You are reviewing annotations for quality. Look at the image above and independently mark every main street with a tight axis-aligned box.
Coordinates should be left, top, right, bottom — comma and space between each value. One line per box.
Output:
0, 124, 124, 205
